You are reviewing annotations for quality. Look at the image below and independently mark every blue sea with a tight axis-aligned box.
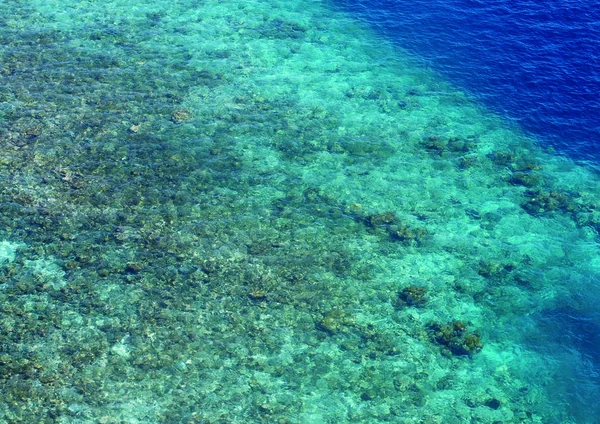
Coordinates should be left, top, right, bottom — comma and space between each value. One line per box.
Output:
2, 0, 600, 422
335, 0, 600, 165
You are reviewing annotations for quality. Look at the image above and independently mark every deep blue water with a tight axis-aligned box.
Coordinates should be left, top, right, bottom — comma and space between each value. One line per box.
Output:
334, 0, 600, 164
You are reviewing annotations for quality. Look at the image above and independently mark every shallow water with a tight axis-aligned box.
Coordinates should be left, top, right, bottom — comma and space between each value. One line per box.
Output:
2, 0, 600, 422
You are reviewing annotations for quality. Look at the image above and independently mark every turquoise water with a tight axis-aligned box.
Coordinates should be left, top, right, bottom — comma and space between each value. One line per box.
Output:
2, 0, 600, 422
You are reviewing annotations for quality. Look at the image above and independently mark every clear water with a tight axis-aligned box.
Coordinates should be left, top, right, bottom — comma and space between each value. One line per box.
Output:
1, 0, 600, 423
333, 0, 600, 164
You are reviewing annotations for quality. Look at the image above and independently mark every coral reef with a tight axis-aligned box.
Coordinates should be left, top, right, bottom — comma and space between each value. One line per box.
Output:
430, 321, 484, 357
360, 211, 429, 246
397, 286, 428, 307
522, 190, 580, 215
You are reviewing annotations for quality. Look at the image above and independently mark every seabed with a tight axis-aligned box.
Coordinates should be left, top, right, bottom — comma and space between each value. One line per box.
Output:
1, 0, 600, 422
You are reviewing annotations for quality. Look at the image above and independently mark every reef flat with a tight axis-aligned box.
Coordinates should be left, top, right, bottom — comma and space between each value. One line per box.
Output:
2, 0, 600, 422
